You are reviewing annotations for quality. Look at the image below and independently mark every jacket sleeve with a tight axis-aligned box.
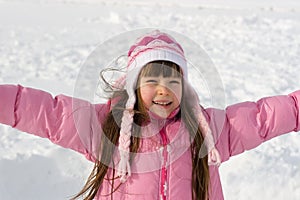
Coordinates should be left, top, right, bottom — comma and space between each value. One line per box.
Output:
205, 90, 300, 162
0, 84, 110, 161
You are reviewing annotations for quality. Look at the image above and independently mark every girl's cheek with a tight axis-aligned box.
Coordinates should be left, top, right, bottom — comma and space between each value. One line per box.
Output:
140, 87, 153, 106
170, 86, 182, 100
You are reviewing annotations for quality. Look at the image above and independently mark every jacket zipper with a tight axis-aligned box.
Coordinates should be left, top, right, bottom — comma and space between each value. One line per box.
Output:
159, 128, 169, 200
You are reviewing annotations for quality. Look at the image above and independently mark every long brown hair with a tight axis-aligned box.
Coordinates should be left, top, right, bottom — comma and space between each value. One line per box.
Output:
71, 61, 210, 200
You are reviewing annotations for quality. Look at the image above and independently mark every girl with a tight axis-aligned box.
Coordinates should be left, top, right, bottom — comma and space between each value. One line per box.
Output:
0, 30, 299, 200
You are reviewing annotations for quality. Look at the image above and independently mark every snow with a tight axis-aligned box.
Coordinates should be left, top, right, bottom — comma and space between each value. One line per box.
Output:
0, 0, 300, 199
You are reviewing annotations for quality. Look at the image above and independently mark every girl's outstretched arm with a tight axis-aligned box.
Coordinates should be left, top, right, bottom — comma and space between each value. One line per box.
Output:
204, 90, 300, 162
0, 84, 109, 161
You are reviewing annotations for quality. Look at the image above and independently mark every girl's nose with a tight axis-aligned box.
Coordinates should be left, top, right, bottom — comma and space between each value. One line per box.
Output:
157, 84, 169, 95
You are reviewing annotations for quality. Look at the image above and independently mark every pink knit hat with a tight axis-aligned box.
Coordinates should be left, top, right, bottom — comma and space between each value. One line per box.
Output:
117, 30, 220, 182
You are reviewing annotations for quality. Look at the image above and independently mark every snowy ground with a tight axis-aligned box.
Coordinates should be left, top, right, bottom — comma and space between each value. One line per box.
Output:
0, 0, 300, 199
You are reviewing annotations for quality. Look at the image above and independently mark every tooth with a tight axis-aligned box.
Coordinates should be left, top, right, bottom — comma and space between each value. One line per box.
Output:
155, 101, 170, 105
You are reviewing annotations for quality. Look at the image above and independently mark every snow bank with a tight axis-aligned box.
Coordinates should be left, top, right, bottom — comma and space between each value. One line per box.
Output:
0, 0, 300, 199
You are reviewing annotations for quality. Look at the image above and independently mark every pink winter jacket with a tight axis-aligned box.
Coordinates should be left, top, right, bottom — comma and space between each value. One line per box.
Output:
0, 84, 300, 200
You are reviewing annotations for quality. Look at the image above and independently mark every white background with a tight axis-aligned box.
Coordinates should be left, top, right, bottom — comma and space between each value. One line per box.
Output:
0, 0, 300, 199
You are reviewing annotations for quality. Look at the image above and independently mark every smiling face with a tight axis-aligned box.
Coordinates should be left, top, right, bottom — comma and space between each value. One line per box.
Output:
137, 61, 183, 119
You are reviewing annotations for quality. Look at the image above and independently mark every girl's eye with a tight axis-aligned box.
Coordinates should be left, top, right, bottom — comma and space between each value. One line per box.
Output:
169, 80, 180, 84
146, 80, 158, 83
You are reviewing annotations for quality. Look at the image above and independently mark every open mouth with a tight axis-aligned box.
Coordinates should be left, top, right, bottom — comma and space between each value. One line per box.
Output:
153, 101, 172, 106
